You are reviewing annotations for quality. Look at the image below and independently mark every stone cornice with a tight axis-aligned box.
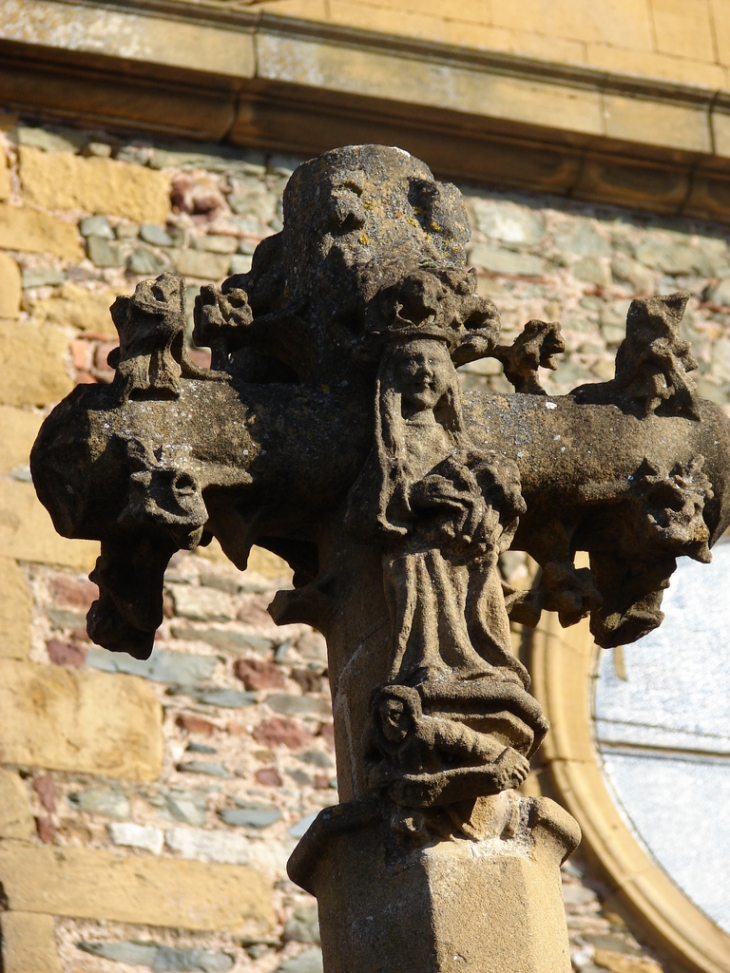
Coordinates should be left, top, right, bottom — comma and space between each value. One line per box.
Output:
3, 0, 730, 221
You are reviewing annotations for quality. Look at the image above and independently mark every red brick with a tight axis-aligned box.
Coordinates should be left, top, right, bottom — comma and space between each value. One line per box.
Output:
234, 657, 285, 691
176, 713, 218, 736
227, 721, 247, 736
50, 575, 98, 610
188, 349, 212, 369
254, 767, 282, 787
252, 717, 313, 751
291, 667, 326, 693
32, 775, 57, 813
36, 817, 57, 843
75, 371, 97, 385
46, 638, 87, 666
163, 591, 174, 618
236, 594, 275, 626
319, 723, 335, 748
94, 342, 118, 373
70, 339, 89, 370
314, 774, 331, 790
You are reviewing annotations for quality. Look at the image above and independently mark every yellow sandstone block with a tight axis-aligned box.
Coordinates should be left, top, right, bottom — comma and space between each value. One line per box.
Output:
19, 145, 170, 224
0, 319, 72, 408
0, 659, 163, 780
0, 145, 10, 200
0, 912, 62, 973
436, 21, 586, 63
586, 43, 726, 87
0, 251, 20, 318
326, 0, 490, 25
710, 0, 730, 68
326, 2, 586, 63
0, 203, 83, 260
30, 280, 120, 334
0, 840, 274, 931
651, 0, 715, 63
602, 93, 712, 153
492, 0, 654, 51
0, 557, 32, 660
258, 0, 328, 18
0, 479, 98, 570
0, 405, 43, 475
0, 769, 35, 840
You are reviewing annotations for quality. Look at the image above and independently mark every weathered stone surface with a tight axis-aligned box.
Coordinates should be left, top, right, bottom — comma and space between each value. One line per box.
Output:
17, 124, 87, 153
284, 904, 321, 945
707, 276, 730, 307
0, 145, 10, 200
80, 214, 113, 239
177, 760, 233, 778
0, 557, 32, 659
0, 911, 62, 973
169, 584, 234, 622
0, 203, 84, 259
19, 146, 170, 223
86, 645, 216, 684
0, 406, 43, 475
87, 234, 125, 267
79, 941, 234, 972
468, 243, 545, 276
634, 238, 712, 276
554, 221, 610, 257
0, 841, 274, 930
108, 821, 165, 854
194, 234, 239, 254
67, 786, 131, 819
170, 247, 230, 280
0, 659, 163, 780
172, 625, 274, 654
166, 825, 252, 864
0, 252, 20, 318
0, 480, 98, 569
266, 694, 331, 717
163, 791, 209, 826
219, 805, 282, 828
573, 255, 611, 287
472, 199, 544, 246
21, 267, 66, 288
277, 949, 324, 973
128, 246, 168, 275
175, 687, 256, 707
141, 223, 174, 247
592, 950, 663, 973
0, 768, 34, 839
0, 320, 71, 406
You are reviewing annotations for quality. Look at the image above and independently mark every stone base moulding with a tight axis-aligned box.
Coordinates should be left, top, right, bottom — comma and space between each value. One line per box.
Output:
529, 612, 730, 973
288, 796, 581, 973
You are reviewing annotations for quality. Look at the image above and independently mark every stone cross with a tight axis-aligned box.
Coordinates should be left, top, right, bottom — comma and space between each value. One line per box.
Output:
32, 145, 730, 973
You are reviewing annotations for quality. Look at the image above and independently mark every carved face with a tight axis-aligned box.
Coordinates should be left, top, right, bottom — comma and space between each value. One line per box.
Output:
393, 339, 453, 413
379, 697, 412, 743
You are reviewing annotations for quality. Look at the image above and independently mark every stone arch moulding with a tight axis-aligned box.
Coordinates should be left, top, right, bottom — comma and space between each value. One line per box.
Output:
529, 610, 730, 973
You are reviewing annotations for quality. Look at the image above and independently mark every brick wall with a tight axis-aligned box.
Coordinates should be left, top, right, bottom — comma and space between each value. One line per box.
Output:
2, 111, 729, 973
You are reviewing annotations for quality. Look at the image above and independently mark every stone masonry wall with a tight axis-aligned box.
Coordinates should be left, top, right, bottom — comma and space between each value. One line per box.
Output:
2, 109, 730, 973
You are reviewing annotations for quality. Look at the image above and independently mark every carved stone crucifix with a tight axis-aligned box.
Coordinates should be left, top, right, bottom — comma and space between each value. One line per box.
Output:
32, 146, 730, 973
